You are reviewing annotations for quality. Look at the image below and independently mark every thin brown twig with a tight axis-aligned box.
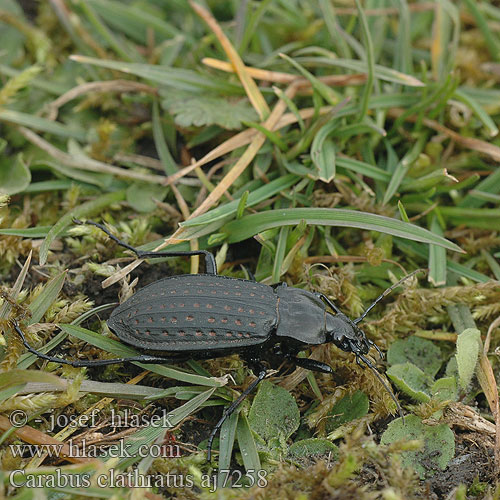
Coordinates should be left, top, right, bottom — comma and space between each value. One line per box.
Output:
388, 108, 500, 162
114, 153, 163, 171
18, 126, 166, 184
202, 57, 366, 87
45, 80, 157, 120
408, 202, 439, 222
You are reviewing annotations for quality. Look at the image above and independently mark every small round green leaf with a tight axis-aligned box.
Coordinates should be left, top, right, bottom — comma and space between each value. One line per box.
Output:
431, 377, 457, 402
325, 390, 369, 433
381, 415, 455, 479
387, 336, 443, 378
248, 381, 300, 451
288, 438, 339, 460
0, 154, 31, 195
386, 363, 433, 402
126, 183, 168, 213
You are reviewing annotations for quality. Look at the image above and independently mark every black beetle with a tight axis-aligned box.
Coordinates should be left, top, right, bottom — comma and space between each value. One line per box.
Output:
13, 219, 421, 460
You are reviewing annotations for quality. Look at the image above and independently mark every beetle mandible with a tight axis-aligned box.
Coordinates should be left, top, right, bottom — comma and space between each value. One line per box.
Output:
13, 219, 422, 461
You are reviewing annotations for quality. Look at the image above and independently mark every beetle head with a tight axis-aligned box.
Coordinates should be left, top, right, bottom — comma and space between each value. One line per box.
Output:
325, 311, 403, 419
326, 312, 371, 356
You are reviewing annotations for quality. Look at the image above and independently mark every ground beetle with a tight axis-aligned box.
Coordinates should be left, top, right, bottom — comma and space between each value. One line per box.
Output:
13, 219, 422, 461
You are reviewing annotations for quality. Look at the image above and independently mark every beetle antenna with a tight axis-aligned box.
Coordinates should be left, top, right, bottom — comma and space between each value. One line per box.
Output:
367, 338, 384, 360
357, 353, 404, 421
353, 269, 427, 325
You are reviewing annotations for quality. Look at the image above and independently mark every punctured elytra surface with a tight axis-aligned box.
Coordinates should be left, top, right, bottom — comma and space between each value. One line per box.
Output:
107, 274, 278, 351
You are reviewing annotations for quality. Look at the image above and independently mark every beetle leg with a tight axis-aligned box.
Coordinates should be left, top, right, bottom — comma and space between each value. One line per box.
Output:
73, 218, 217, 275
206, 368, 267, 462
11, 320, 189, 367
284, 353, 346, 385
288, 356, 334, 374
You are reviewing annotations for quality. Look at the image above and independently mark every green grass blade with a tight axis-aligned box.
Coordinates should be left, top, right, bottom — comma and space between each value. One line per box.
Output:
273, 86, 305, 132
79, 0, 138, 62
318, 0, 350, 58
217, 412, 239, 478
0, 252, 31, 319
354, 0, 374, 120
221, 208, 463, 252
462, 0, 500, 62
0, 64, 70, 94
0, 110, 86, 140
453, 89, 499, 137
0, 226, 55, 237
399, 169, 453, 193
279, 53, 340, 105
0, 385, 27, 404
28, 271, 67, 324
0, 369, 65, 391
311, 120, 338, 182
458, 168, 500, 208
17, 380, 168, 399
406, 204, 500, 223
87, 0, 185, 43
336, 157, 390, 182
152, 100, 177, 175
242, 121, 288, 151
236, 413, 261, 475
21, 180, 84, 193
272, 225, 289, 282
395, 0, 412, 76
383, 133, 428, 204
481, 250, 500, 280
428, 216, 447, 286
239, 0, 273, 53
398, 200, 410, 222
459, 86, 500, 106
468, 190, 500, 203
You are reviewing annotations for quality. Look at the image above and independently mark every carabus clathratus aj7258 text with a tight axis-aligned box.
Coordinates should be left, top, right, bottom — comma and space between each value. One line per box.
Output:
13, 219, 421, 460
